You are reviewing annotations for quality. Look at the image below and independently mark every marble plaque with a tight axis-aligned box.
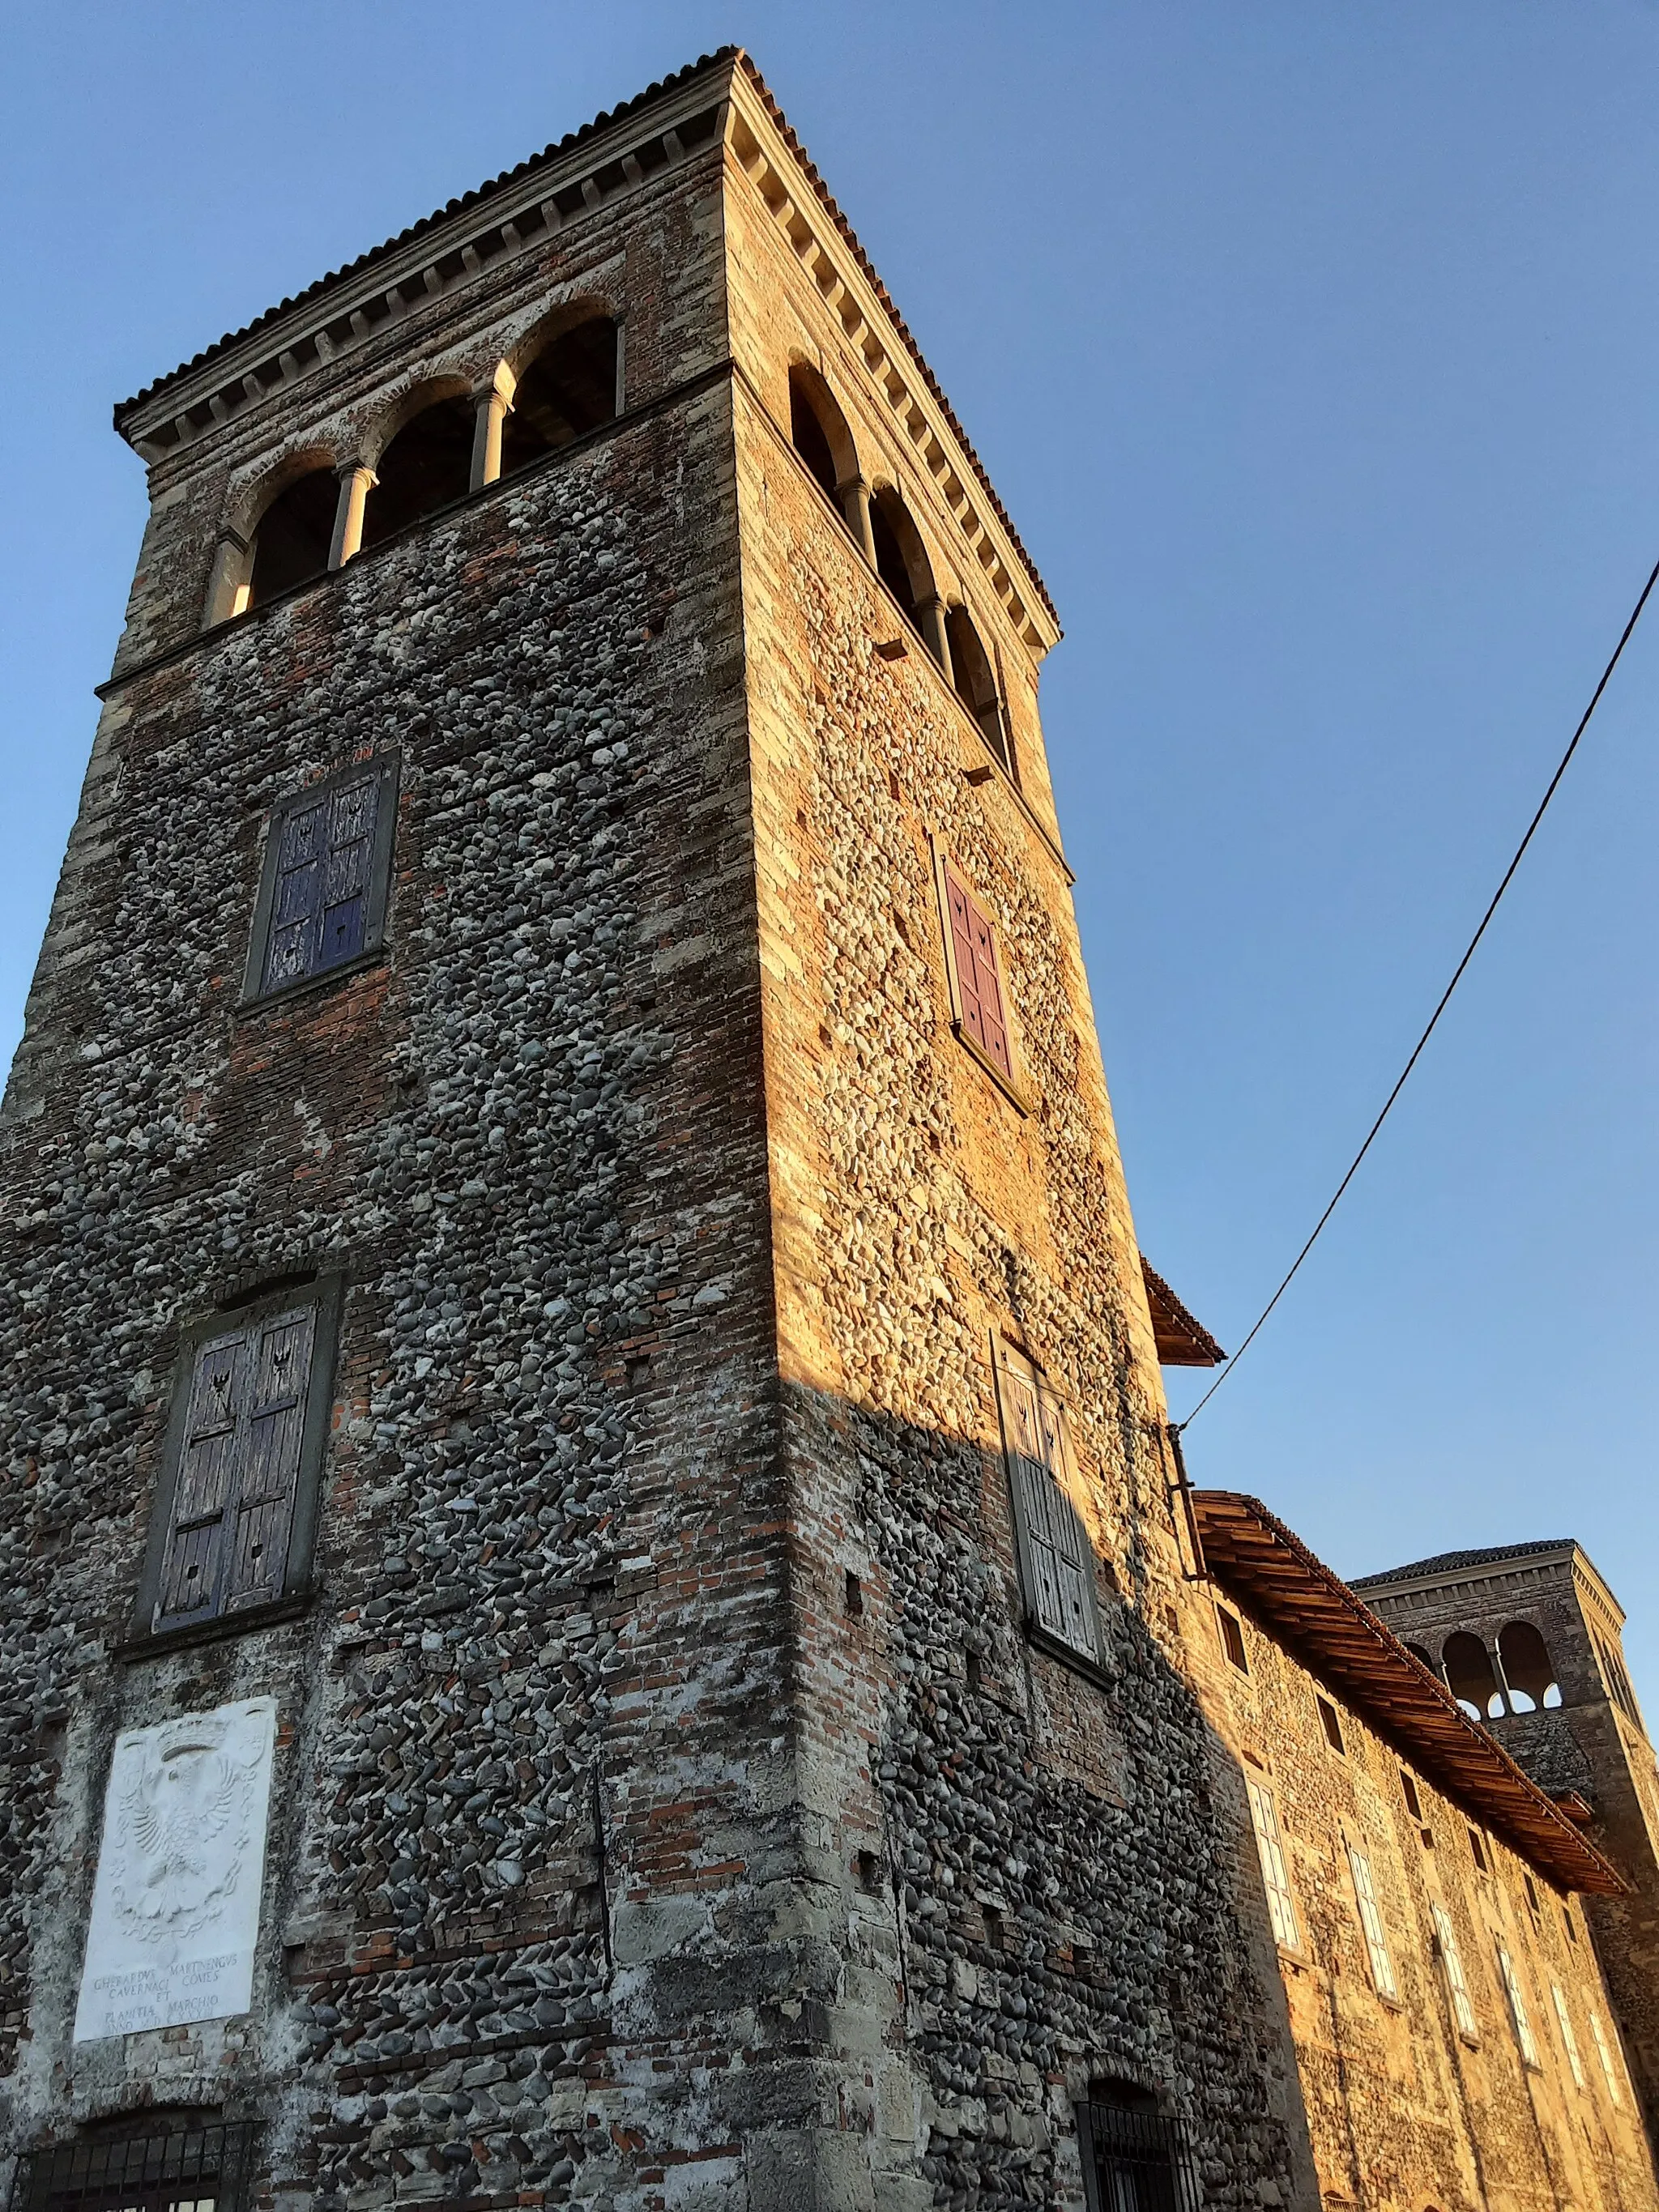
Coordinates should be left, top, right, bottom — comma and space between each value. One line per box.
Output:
74, 1697, 276, 2042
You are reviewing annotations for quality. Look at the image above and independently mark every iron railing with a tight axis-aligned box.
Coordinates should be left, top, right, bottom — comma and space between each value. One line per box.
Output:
12, 2121, 253, 2212
1080, 2101, 1201, 2212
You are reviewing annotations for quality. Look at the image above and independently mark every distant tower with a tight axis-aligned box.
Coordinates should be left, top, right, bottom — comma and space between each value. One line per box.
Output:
0, 47, 1311, 2212
1357, 1539, 1659, 2131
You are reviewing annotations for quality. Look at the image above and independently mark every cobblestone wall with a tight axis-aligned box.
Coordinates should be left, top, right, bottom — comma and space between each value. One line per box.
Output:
1200, 1585, 1659, 2212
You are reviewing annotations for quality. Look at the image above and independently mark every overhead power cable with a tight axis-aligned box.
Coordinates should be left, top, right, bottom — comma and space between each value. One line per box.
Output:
1178, 552, 1659, 1430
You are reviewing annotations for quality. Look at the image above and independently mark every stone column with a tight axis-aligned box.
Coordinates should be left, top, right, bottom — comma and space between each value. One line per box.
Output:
329, 461, 377, 569
203, 528, 250, 625
917, 593, 953, 682
837, 475, 878, 569
471, 389, 512, 492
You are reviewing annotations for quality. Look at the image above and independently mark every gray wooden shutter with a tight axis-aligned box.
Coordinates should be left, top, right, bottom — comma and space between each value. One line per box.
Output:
155, 1306, 317, 1630
225, 1307, 316, 1611
995, 1344, 1101, 1663
156, 1327, 250, 1629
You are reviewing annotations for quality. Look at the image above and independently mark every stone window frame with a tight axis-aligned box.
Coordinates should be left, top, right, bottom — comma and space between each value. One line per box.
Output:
240, 752, 399, 1012
1496, 1938, 1542, 2069
1550, 1980, 1589, 2091
129, 1275, 343, 1653
928, 837, 1031, 1113
1430, 1899, 1482, 2044
1344, 1836, 1401, 2005
1244, 1771, 1300, 1953
1217, 1603, 1249, 1674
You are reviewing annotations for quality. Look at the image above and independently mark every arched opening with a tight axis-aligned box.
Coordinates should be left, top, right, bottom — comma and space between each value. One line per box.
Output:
1405, 1641, 1437, 1675
245, 467, 337, 607
363, 394, 475, 548
1444, 1631, 1503, 1722
946, 605, 1011, 773
788, 364, 857, 505
870, 491, 924, 624
501, 316, 619, 475
1499, 1621, 1560, 1711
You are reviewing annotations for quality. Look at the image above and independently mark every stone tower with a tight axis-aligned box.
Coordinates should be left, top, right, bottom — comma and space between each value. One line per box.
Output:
0, 51, 1312, 2212
1356, 1539, 1659, 2134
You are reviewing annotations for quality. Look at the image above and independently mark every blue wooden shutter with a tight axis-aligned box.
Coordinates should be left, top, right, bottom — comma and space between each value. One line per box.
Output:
259, 770, 382, 993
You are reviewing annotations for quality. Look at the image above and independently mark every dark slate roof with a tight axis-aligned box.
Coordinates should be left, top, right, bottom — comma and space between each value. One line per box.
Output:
112, 49, 1059, 631
1351, 1539, 1576, 1591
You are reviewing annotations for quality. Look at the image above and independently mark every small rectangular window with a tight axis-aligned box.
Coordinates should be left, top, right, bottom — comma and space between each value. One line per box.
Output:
936, 850, 1016, 1087
1551, 1981, 1587, 2089
1468, 1826, 1489, 1874
993, 1338, 1102, 1668
1317, 1695, 1346, 1755
1497, 1941, 1542, 2068
245, 755, 398, 1003
138, 1280, 340, 1638
1246, 1775, 1299, 1949
1589, 2007, 1625, 2106
1431, 1902, 1480, 2040
1218, 1605, 1248, 1673
1522, 1872, 1540, 1919
1346, 1843, 1399, 2000
1563, 1903, 1579, 1946
1401, 1770, 1423, 1823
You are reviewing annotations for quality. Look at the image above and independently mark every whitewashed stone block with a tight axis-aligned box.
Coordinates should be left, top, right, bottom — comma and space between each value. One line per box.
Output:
73, 1697, 276, 2041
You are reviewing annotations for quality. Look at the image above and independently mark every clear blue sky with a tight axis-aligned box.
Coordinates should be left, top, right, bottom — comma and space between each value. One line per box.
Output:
4, 4, 1657, 1689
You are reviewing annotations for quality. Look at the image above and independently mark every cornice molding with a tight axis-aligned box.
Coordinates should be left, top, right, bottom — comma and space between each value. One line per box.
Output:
114, 61, 736, 459
725, 62, 1057, 650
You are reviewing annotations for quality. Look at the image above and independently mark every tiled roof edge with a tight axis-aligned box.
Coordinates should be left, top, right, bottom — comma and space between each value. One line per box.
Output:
1351, 1539, 1578, 1590
113, 48, 740, 425
731, 55, 1058, 630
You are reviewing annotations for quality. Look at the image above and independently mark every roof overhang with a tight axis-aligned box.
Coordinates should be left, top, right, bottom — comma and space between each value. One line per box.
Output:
1194, 1490, 1625, 1896
1141, 1259, 1226, 1366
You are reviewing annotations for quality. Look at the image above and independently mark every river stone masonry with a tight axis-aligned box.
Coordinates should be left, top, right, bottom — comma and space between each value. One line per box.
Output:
0, 48, 1317, 2212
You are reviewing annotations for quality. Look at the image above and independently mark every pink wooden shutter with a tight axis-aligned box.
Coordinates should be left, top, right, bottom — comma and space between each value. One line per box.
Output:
944, 863, 1013, 1082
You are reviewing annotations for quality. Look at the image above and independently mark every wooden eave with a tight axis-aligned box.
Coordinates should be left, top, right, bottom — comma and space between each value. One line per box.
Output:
1141, 1259, 1226, 1367
1193, 1490, 1625, 1896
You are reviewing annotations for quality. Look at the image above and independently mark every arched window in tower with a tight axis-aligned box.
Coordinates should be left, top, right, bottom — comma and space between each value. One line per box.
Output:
946, 605, 1012, 775
501, 316, 619, 475
1499, 1621, 1561, 1711
245, 467, 338, 608
1444, 1631, 1504, 1721
363, 393, 475, 548
870, 489, 923, 625
788, 364, 855, 504
1405, 1641, 1437, 1675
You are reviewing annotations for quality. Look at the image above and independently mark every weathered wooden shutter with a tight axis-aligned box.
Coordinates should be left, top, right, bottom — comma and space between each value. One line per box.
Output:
155, 1306, 316, 1630
318, 774, 380, 969
226, 1307, 316, 1611
260, 771, 381, 993
156, 1327, 250, 1629
995, 1344, 1100, 1662
944, 863, 1013, 1082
